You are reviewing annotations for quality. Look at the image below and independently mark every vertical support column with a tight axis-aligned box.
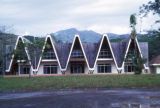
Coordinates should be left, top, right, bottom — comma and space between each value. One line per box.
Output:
18, 62, 20, 76
117, 69, 122, 74
61, 70, 66, 75
89, 70, 94, 74
33, 70, 38, 75
29, 66, 32, 78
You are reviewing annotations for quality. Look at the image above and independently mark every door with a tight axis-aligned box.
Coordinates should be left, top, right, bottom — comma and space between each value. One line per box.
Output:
71, 63, 84, 74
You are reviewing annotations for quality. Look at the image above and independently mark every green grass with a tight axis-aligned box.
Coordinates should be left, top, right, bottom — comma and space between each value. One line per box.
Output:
0, 74, 160, 92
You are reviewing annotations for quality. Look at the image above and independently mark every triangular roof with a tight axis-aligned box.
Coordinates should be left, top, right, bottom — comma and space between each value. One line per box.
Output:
110, 42, 126, 68
81, 38, 100, 69
65, 35, 90, 70
121, 37, 149, 69
53, 38, 72, 70
6, 36, 32, 72
25, 36, 45, 70
93, 34, 119, 70
36, 35, 62, 71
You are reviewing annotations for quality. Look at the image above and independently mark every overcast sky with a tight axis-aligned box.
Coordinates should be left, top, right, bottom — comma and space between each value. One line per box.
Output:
0, 0, 154, 36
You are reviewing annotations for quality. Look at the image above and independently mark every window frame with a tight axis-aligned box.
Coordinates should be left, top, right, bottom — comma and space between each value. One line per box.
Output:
43, 65, 58, 74
71, 63, 84, 74
97, 64, 112, 73
99, 49, 112, 58
21, 65, 30, 74
71, 50, 84, 58
43, 50, 56, 59
124, 62, 135, 72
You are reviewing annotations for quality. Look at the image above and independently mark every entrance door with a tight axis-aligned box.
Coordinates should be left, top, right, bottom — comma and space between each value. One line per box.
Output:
71, 63, 84, 74
21, 65, 30, 74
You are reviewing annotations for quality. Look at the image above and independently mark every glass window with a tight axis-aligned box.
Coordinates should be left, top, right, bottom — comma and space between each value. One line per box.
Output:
71, 50, 83, 58
124, 63, 134, 72
97, 64, 111, 73
127, 50, 135, 58
43, 50, 56, 59
44, 65, 57, 74
71, 63, 84, 73
21, 65, 30, 74
99, 49, 112, 58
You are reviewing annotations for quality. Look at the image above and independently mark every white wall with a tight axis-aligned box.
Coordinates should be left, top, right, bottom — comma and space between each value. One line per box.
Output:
156, 67, 160, 74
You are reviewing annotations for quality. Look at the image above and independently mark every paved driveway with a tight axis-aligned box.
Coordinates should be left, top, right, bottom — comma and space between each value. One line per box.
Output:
0, 89, 160, 108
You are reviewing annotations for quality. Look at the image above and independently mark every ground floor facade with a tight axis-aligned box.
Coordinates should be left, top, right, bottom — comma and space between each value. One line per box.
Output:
7, 60, 149, 76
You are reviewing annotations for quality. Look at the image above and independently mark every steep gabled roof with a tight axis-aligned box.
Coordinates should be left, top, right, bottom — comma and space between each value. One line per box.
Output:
139, 42, 149, 67
25, 36, 45, 70
82, 42, 99, 69
6, 34, 149, 72
5, 36, 18, 72
53, 36, 73, 70
6, 36, 32, 72
121, 37, 149, 69
93, 34, 119, 70
36, 35, 61, 71
111, 42, 126, 68
65, 35, 90, 70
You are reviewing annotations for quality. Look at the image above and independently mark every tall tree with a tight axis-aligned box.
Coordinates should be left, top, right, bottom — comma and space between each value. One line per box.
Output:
140, 0, 160, 28
139, 0, 160, 58
129, 14, 144, 74
0, 25, 15, 76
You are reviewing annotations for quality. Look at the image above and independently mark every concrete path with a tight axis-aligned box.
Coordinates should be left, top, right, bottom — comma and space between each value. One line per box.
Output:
0, 89, 160, 108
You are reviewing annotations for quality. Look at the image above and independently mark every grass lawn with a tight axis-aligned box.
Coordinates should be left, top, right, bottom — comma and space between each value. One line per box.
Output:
0, 74, 160, 92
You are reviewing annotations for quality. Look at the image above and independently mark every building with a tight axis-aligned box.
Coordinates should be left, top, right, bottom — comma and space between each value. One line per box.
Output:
150, 55, 160, 74
5, 34, 149, 76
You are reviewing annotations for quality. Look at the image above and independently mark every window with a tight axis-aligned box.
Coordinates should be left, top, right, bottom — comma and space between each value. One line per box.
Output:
21, 66, 30, 74
43, 50, 56, 59
124, 58, 135, 72
44, 65, 57, 74
71, 50, 83, 58
71, 63, 84, 73
99, 49, 112, 58
124, 63, 134, 72
97, 64, 111, 73
127, 50, 134, 57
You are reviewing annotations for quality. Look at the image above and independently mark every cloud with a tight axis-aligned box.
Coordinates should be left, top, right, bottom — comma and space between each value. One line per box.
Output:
0, 0, 151, 35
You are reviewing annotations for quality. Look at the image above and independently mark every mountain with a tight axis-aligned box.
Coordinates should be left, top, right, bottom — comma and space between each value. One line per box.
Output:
51, 28, 131, 43
51, 28, 102, 43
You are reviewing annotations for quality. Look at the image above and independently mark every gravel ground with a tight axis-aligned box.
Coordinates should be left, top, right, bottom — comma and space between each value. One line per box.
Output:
0, 89, 160, 108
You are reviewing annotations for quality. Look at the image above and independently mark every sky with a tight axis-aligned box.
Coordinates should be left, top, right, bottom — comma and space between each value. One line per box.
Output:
0, 0, 155, 36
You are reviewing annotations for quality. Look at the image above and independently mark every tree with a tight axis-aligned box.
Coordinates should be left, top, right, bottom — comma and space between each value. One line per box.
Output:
140, 0, 160, 16
130, 14, 137, 39
0, 25, 14, 34
26, 37, 44, 75
0, 25, 15, 76
139, 0, 160, 59
129, 14, 144, 74
13, 39, 29, 76
140, 0, 160, 28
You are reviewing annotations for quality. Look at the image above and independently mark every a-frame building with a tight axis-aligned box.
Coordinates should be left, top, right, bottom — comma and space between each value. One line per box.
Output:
5, 34, 149, 76
94, 35, 118, 74
37, 35, 61, 75
6, 36, 32, 75
65, 35, 89, 74
121, 38, 147, 73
